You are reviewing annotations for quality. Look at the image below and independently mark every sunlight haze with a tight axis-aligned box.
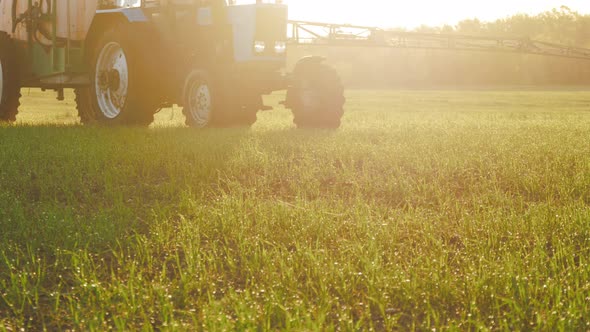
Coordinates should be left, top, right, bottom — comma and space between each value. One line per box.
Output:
288, 0, 590, 28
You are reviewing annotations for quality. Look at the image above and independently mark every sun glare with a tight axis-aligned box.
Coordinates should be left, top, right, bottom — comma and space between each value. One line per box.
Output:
288, 0, 590, 28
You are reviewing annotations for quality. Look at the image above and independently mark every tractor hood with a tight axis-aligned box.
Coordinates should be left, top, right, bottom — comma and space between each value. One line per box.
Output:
226, 3, 288, 63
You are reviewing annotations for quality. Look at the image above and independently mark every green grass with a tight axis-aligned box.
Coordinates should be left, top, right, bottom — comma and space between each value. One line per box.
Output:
1, 89, 589, 331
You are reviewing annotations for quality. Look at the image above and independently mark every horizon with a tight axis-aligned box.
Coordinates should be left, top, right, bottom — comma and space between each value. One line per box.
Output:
288, 0, 590, 29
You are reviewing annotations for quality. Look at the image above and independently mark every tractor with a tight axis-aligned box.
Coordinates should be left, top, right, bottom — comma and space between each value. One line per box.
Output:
0, 0, 345, 128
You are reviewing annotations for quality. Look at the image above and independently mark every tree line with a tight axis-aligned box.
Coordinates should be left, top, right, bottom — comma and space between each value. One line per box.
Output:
289, 7, 590, 87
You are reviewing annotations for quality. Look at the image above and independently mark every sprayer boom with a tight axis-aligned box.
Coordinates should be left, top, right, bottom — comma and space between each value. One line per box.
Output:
289, 20, 590, 61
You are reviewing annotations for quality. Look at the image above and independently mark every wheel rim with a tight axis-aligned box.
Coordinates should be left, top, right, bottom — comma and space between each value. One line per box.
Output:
95, 42, 129, 119
187, 78, 212, 127
0, 60, 4, 103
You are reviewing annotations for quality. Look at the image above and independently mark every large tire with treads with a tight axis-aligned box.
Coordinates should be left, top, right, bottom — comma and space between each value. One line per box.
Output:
0, 32, 21, 123
286, 58, 345, 129
76, 22, 160, 126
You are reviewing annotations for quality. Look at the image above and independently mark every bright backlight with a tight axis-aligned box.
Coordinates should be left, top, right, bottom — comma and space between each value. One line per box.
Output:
288, 0, 590, 28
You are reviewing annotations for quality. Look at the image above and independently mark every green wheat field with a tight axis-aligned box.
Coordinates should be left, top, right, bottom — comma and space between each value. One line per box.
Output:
1, 89, 589, 331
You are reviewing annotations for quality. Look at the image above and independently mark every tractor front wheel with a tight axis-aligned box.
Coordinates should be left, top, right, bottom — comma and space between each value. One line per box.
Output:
182, 69, 215, 128
0, 33, 21, 122
182, 69, 258, 128
213, 94, 258, 128
286, 59, 345, 129
76, 23, 159, 126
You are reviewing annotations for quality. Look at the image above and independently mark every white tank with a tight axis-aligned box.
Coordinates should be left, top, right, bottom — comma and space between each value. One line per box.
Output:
55, 0, 97, 40
0, 0, 29, 41
0, 0, 97, 41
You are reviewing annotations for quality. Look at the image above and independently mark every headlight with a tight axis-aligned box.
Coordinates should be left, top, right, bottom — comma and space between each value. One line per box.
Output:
115, 0, 141, 7
274, 41, 287, 54
254, 41, 266, 53
229, 0, 284, 4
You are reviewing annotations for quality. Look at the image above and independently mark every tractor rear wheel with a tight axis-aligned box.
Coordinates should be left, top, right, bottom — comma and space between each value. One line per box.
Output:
76, 23, 159, 126
182, 69, 258, 128
286, 60, 345, 129
0, 33, 21, 123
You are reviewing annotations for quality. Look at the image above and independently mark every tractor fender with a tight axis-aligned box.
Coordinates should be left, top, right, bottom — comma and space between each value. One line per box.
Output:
95, 8, 149, 24
292, 56, 326, 74
85, 8, 149, 60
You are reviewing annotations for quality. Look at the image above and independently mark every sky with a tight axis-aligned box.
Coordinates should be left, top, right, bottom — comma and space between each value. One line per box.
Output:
287, 0, 590, 28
